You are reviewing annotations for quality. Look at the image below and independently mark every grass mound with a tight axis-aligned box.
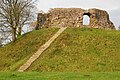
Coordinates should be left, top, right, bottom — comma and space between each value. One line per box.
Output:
27, 28, 120, 72
0, 28, 58, 71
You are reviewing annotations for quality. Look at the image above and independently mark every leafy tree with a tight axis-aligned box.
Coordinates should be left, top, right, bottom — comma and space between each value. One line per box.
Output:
0, 0, 37, 42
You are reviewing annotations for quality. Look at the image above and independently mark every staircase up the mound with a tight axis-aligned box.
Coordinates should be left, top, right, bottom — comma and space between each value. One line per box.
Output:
18, 27, 67, 72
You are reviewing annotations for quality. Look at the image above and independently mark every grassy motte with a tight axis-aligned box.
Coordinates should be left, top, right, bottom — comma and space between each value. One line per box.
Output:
0, 28, 59, 71
27, 28, 120, 72
0, 72, 120, 80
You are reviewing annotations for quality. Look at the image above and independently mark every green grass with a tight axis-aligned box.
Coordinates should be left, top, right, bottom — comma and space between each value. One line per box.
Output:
0, 72, 120, 80
0, 28, 59, 71
27, 28, 120, 72
0, 28, 120, 79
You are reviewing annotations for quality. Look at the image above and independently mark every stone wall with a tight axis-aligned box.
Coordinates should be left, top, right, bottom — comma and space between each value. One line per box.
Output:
36, 8, 115, 30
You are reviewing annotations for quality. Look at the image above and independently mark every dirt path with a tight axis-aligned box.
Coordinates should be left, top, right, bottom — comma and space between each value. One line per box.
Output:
18, 27, 67, 72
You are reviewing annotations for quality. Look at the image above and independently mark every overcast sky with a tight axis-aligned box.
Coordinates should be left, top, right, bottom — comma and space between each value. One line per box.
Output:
36, 0, 120, 29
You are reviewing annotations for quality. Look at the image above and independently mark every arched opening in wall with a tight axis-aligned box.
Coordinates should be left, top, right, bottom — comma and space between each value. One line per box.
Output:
83, 13, 90, 26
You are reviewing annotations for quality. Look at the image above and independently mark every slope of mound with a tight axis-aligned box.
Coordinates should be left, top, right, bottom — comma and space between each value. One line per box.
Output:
0, 28, 58, 71
27, 28, 120, 72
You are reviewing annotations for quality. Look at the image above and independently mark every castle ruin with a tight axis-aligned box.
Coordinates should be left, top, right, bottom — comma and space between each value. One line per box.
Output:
36, 8, 115, 30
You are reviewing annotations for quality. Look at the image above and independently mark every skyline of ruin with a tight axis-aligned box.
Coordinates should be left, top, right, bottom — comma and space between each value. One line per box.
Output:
36, 0, 120, 29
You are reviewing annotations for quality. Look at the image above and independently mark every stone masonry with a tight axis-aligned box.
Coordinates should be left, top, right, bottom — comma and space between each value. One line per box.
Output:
36, 8, 115, 30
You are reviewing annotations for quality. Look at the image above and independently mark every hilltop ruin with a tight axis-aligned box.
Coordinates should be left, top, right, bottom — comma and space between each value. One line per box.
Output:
36, 8, 115, 30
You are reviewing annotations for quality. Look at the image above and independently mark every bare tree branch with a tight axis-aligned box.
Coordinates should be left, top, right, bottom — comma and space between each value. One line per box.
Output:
0, 0, 37, 42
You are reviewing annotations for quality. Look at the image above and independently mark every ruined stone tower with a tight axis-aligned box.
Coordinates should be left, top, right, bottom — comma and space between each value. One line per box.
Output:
36, 8, 115, 30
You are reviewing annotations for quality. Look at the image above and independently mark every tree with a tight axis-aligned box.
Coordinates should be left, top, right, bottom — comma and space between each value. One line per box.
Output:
0, 26, 12, 45
118, 25, 120, 30
0, 39, 2, 47
0, 0, 37, 42
30, 21, 37, 29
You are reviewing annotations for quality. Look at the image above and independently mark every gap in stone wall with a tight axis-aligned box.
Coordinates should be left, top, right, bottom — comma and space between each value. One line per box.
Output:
83, 15, 90, 26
